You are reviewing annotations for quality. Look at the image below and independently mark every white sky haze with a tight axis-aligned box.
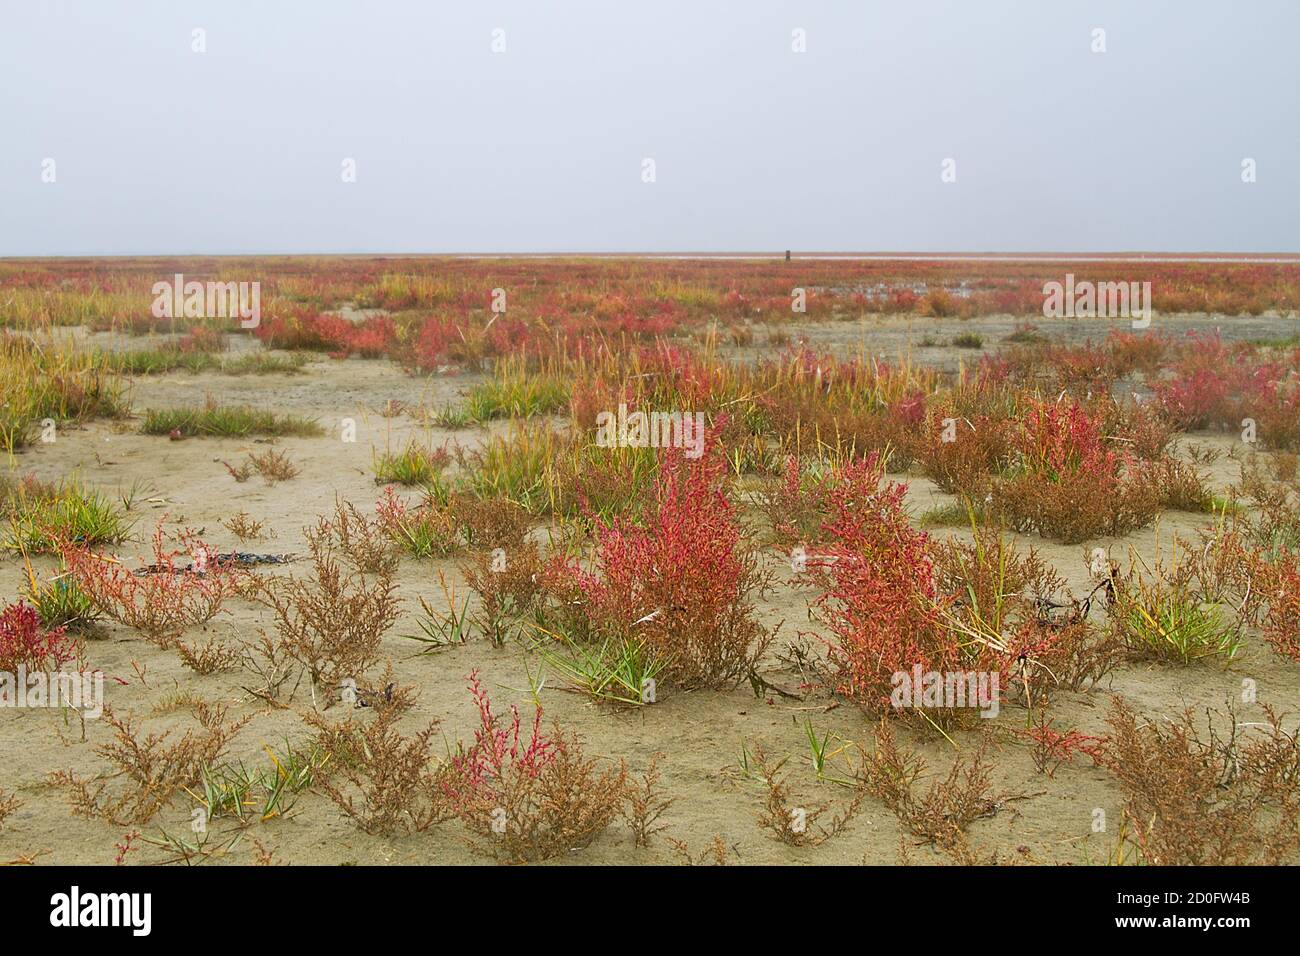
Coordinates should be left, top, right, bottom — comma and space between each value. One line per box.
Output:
2, 0, 1296, 255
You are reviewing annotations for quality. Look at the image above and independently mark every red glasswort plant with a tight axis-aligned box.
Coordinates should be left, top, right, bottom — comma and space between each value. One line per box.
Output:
997, 398, 1159, 543
443, 671, 558, 799
545, 440, 772, 688
1155, 333, 1300, 447
1254, 556, 1300, 663
63, 523, 240, 644
811, 454, 965, 714
1021, 716, 1107, 777
0, 600, 77, 673
440, 672, 628, 863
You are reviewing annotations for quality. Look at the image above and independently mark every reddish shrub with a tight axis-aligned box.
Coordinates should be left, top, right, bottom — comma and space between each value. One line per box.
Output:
176, 326, 225, 354
1154, 332, 1292, 439
810, 455, 963, 713
1105, 329, 1166, 377
1255, 557, 1300, 663
995, 399, 1160, 543
0, 601, 76, 673
1157, 366, 1231, 429
544, 443, 772, 688
1021, 716, 1107, 776
255, 309, 397, 358
443, 671, 558, 799
440, 672, 628, 863
63, 524, 240, 643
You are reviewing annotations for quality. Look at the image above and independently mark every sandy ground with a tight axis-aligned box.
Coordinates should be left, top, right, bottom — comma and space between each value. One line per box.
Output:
1, 312, 1296, 866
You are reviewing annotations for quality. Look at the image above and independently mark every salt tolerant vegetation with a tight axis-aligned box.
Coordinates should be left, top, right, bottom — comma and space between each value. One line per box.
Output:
0, 256, 1299, 866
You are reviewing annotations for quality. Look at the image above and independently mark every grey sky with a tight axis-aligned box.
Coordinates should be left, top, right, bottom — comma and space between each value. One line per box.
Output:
2, 0, 1296, 256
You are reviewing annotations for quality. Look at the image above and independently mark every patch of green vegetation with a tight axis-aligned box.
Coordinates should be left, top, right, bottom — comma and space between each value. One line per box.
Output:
2, 476, 134, 553
141, 401, 322, 438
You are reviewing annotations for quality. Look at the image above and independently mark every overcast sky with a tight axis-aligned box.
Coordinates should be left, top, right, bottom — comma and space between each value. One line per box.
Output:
1, 0, 1296, 256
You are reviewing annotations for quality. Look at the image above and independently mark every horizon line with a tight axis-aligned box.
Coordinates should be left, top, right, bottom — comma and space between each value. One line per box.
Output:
5, 251, 1300, 264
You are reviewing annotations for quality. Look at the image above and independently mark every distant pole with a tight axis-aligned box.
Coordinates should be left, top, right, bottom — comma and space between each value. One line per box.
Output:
785, 249, 791, 261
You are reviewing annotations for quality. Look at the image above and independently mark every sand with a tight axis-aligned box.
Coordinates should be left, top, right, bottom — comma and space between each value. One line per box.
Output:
2, 311, 1296, 866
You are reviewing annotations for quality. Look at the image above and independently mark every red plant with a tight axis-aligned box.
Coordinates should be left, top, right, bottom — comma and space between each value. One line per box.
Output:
997, 397, 1159, 542
1016, 399, 1117, 480
373, 486, 461, 557
62, 524, 240, 642
441, 671, 558, 805
1022, 718, 1107, 776
890, 390, 927, 427
1157, 366, 1231, 429
113, 829, 141, 866
1104, 329, 1166, 377
1257, 557, 1300, 663
0, 600, 76, 673
1154, 332, 1289, 434
254, 308, 397, 358
176, 326, 225, 353
545, 440, 771, 688
438, 671, 629, 863
811, 454, 964, 712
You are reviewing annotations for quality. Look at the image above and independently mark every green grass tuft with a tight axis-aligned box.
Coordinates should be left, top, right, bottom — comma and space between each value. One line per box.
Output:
141, 401, 322, 438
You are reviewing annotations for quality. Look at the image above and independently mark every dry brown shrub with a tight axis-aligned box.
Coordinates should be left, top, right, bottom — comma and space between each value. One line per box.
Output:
933, 520, 1064, 615
460, 540, 545, 645
254, 515, 400, 696
239, 630, 298, 702
621, 755, 674, 847
0, 788, 20, 828
222, 511, 265, 542
1042, 618, 1125, 692
305, 706, 448, 835
1254, 559, 1300, 663
995, 467, 1162, 545
453, 495, 533, 551
171, 635, 241, 675
1236, 453, 1300, 549
914, 413, 1008, 497
251, 838, 279, 866
1272, 451, 1299, 482
51, 702, 250, 826
1151, 457, 1214, 512
749, 743, 862, 847
1109, 399, 1174, 460
667, 835, 730, 865
856, 720, 1009, 849
1179, 522, 1260, 615
322, 499, 399, 576
1104, 698, 1300, 865
896, 828, 1022, 865
248, 448, 299, 484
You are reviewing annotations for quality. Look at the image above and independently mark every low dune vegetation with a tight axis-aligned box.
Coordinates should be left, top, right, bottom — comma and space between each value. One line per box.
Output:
1, 255, 1299, 866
